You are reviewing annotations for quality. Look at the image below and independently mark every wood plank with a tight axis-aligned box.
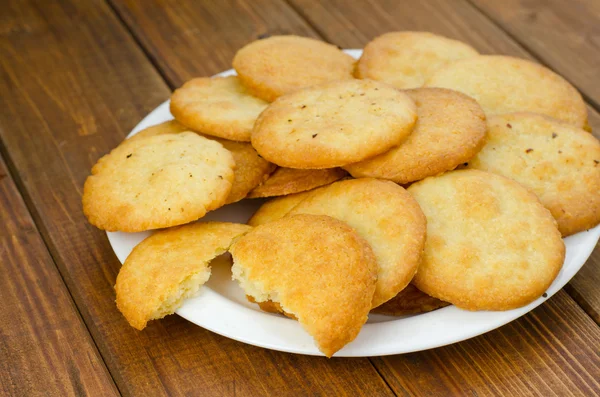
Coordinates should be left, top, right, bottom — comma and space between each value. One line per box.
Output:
288, 0, 600, 324
0, 156, 119, 396
0, 0, 394, 395
108, 0, 319, 87
469, 0, 600, 109
372, 291, 600, 396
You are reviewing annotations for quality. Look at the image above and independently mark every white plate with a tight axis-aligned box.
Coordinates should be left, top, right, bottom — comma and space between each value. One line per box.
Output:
107, 50, 600, 357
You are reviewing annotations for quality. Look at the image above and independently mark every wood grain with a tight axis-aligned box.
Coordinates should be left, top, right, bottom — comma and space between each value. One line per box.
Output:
469, 0, 600, 109
0, 155, 119, 396
0, 0, 394, 395
288, 0, 600, 324
108, 0, 319, 87
373, 291, 600, 396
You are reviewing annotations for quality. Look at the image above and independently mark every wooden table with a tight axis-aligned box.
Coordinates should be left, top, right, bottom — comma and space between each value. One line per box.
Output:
2, 1, 600, 395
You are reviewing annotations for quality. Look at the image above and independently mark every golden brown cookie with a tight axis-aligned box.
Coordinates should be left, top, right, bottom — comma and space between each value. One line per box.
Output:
116, 222, 251, 330
127, 120, 188, 141
230, 214, 377, 357
344, 88, 487, 183
232, 35, 355, 102
288, 178, 427, 308
216, 139, 276, 204
83, 133, 235, 232
251, 79, 417, 169
247, 190, 314, 227
126, 120, 275, 205
408, 170, 565, 311
370, 284, 450, 316
170, 76, 268, 141
425, 55, 588, 128
357, 31, 479, 89
247, 167, 347, 198
467, 113, 600, 236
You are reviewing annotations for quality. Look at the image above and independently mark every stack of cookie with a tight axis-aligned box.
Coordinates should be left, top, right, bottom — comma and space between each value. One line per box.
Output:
83, 33, 600, 357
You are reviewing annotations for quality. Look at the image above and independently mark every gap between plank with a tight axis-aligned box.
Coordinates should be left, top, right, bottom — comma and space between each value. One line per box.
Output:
0, 140, 124, 396
105, 0, 176, 90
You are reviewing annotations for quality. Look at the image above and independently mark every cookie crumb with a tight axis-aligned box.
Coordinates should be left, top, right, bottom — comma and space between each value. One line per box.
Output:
542, 292, 548, 298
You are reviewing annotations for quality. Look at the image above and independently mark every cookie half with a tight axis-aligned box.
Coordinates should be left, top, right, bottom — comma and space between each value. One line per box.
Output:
357, 31, 479, 89
247, 167, 347, 198
83, 133, 235, 232
345, 87, 487, 183
116, 222, 251, 330
288, 178, 427, 308
408, 170, 565, 311
425, 55, 588, 128
251, 79, 417, 169
170, 76, 268, 141
230, 214, 377, 357
467, 113, 600, 236
232, 35, 355, 102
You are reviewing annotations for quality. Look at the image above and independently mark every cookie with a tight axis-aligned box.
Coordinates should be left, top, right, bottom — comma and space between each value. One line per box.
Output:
83, 133, 235, 232
127, 120, 275, 204
170, 76, 268, 141
356, 32, 479, 89
251, 79, 418, 169
230, 214, 377, 357
247, 167, 347, 198
288, 178, 427, 308
344, 88, 487, 183
116, 222, 251, 330
247, 191, 314, 227
371, 284, 450, 316
467, 113, 600, 236
127, 120, 188, 141
408, 170, 565, 311
232, 35, 355, 102
425, 55, 588, 128
216, 139, 276, 204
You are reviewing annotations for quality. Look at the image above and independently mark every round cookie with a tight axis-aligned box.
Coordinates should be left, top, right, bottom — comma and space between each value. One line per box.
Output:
116, 222, 251, 330
357, 31, 479, 89
344, 88, 487, 183
170, 76, 268, 141
247, 190, 315, 227
288, 178, 427, 308
232, 35, 355, 102
83, 132, 235, 232
425, 55, 588, 128
247, 167, 347, 198
370, 284, 450, 316
230, 214, 377, 357
408, 170, 565, 311
126, 120, 275, 205
467, 113, 600, 236
251, 79, 418, 169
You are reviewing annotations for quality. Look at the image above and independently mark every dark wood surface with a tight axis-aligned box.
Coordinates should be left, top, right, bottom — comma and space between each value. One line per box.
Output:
1, 0, 599, 396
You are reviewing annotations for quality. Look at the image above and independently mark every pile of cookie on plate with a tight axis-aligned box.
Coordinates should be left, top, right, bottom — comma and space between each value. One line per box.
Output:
83, 32, 600, 357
